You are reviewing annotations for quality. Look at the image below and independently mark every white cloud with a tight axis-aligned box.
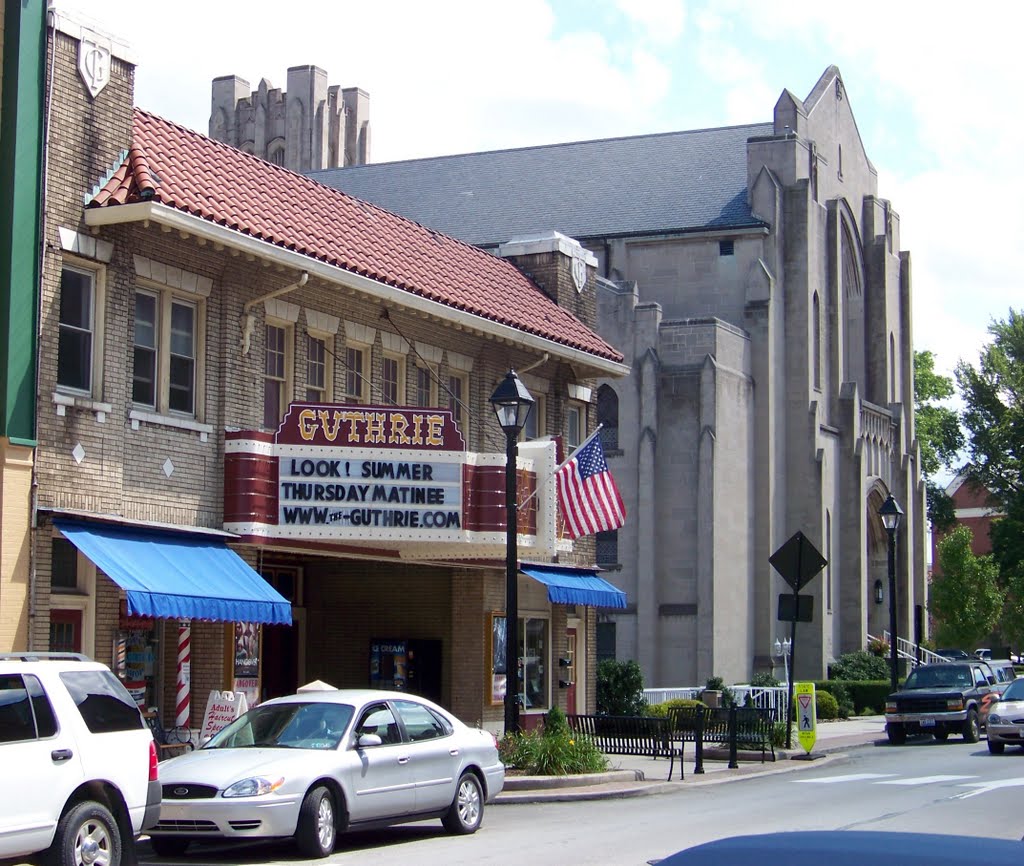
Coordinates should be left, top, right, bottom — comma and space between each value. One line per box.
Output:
615, 0, 687, 44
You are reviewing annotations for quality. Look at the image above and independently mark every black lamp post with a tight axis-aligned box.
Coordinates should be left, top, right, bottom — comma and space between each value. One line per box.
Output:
489, 370, 534, 736
879, 493, 904, 693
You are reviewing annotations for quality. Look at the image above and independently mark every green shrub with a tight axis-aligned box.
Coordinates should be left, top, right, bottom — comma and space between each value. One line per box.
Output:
645, 698, 704, 718
596, 659, 646, 715
867, 637, 890, 657
750, 671, 781, 688
815, 690, 839, 720
704, 675, 737, 707
543, 706, 570, 737
813, 681, 853, 718
843, 680, 893, 714
829, 651, 889, 680
498, 728, 608, 775
770, 720, 793, 748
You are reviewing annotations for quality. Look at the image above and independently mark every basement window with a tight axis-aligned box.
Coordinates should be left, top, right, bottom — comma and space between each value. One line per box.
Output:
719, 240, 734, 257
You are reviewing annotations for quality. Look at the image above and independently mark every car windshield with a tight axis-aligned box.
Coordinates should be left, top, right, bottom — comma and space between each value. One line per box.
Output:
1001, 679, 1024, 701
903, 666, 972, 689
203, 701, 355, 750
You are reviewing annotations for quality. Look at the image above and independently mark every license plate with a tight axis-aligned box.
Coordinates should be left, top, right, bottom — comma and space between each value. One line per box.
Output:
920, 719, 936, 728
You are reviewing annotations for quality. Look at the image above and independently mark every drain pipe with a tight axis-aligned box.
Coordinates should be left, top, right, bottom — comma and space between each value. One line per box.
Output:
516, 352, 549, 376
241, 271, 308, 354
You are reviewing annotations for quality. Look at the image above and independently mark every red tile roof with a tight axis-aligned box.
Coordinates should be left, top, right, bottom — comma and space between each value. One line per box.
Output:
88, 109, 623, 364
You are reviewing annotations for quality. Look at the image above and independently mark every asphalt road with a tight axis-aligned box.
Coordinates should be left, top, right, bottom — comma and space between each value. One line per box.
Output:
140, 738, 1024, 866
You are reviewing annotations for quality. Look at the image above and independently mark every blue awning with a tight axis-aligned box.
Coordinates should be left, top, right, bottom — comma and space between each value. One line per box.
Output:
519, 564, 627, 609
55, 519, 292, 625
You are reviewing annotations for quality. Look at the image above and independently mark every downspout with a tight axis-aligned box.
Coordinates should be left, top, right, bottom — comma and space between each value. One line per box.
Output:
240, 271, 308, 354
517, 353, 549, 376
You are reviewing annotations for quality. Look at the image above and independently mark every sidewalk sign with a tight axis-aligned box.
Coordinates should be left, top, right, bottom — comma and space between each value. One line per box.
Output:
200, 689, 248, 742
795, 682, 817, 753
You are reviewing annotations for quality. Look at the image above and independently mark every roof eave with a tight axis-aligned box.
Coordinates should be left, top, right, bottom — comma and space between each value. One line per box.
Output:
84, 201, 628, 377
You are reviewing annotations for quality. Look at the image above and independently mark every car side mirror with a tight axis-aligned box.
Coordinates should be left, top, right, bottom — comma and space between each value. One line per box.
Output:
357, 733, 383, 748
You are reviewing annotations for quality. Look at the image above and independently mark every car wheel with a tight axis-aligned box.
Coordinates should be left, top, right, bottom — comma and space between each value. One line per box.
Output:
933, 729, 950, 741
886, 723, 907, 745
442, 771, 484, 835
294, 785, 337, 859
962, 708, 981, 743
47, 800, 122, 866
988, 739, 1006, 754
149, 837, 191, 858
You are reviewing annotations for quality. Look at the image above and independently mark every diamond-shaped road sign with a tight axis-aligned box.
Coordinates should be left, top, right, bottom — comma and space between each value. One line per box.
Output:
769, 531, 828, 591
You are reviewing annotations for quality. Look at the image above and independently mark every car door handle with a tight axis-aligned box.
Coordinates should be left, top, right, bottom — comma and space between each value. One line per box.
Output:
51, 749, 73, 762
397, 756, 410, 764
449, 748, 460, 756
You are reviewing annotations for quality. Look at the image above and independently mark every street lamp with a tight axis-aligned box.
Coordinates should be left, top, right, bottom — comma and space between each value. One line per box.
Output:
489, 370, 535, 736
773, 637, 792, 746
879, 493, 904, 694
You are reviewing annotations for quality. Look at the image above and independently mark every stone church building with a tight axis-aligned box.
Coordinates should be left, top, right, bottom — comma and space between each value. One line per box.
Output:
211, 66, 928, 687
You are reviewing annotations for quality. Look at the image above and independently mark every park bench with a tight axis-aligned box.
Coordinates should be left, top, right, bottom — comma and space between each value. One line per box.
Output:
667, 704, 776, 772
566, 713, 680, 780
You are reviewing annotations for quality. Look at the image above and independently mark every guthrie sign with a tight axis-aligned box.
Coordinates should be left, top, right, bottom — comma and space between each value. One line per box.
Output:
273, 404, 465, 540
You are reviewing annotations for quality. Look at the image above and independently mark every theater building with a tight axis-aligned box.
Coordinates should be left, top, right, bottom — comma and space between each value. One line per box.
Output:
29, 12, 627, 734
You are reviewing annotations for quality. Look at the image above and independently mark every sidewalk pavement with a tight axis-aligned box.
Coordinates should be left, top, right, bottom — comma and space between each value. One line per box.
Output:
494, 715, 888, 804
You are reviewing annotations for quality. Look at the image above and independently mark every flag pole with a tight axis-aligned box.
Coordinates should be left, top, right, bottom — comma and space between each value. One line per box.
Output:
517, 424, 604, 512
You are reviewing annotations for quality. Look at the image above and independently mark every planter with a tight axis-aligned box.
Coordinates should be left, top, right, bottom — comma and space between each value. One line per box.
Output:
702, 690, 722, 708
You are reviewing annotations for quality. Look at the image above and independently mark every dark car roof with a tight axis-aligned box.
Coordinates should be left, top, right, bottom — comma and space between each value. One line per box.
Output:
659, 831, 1024, 866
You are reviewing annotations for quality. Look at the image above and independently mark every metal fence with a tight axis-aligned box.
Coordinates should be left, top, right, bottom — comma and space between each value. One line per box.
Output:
643, 686, 789, 719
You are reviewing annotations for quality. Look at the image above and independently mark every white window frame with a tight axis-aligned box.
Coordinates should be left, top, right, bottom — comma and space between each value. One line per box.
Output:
382, 353, 406, 406
520, 395, 546, 442
57, 260, 106, 400
263, 318, 294, 429
565, 401, 585, 453
447, 370, 469, 434
343, 342, 370, 404
132, 285, 204, 419
305, 331, 333, 403
414, 363, 437, 408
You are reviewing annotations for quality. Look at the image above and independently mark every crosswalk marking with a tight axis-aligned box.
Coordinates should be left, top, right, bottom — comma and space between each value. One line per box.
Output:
952, 778, 1024, 799
793, 773, 897, 784
875, 774, 976, 785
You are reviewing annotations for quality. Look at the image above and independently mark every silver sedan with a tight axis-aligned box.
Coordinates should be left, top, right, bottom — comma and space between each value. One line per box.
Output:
986, 675, 1024, 754
148, 688, 504, 858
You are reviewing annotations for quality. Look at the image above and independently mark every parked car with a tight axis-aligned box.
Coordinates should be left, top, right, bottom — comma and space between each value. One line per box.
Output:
148, 688, 504, 859
975, 647, 994, 660
884, 661, 996, 744
0, 652, 161, 866
985, 676, 1024, 753
982, 659, 1017, 695
656, 831, 1024, 865
935, 648, 970, 660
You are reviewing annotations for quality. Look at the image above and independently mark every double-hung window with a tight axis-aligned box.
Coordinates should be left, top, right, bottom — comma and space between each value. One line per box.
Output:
447, 372, 468, 430
306, 334, 330, 402
344, 345, 368, 403
58, 266, 97, 394
565, 401, 584, 453
414, 365, 436, 407
382, 354, 405, 405
520, 395, 546, 442
132, 290, 198, 416
264, 322, 292, 428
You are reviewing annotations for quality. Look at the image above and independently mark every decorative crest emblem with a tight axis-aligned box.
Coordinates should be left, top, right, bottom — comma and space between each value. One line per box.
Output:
571, 250, 587, 293
78, 32, 111, 99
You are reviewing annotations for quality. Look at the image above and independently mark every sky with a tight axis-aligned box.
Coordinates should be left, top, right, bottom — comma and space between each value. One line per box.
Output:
59, 0, 1023, 385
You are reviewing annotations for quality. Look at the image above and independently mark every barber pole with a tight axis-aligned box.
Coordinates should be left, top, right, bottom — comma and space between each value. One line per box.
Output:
176, 621, 192, 727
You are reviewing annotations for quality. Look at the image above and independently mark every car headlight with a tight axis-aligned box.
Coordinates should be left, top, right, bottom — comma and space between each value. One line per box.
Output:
989, 713, 1003, 724
885, 701, 897, 714
223, 776, 285, 798
946, 698, 964, 711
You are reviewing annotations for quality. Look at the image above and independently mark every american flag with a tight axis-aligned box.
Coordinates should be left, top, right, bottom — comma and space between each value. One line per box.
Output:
556, 435, 626, 539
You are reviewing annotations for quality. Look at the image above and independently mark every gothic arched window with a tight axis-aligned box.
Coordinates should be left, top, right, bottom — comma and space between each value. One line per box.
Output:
597, 384, 619, 450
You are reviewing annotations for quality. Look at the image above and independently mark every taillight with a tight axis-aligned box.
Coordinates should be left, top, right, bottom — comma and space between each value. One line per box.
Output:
149, 740, 159, 782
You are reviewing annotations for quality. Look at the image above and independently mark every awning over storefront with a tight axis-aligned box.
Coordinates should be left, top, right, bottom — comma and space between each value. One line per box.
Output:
54, 519, 292, 625
519, 564, 627, 609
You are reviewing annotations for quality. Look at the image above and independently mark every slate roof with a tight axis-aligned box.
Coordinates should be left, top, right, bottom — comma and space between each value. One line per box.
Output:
310, 123, 773, 248
87, 109, 623, 364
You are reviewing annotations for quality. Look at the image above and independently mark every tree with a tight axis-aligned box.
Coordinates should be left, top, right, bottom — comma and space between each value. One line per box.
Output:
956, 310, 1024, 644
929, 525, 1003, 648
914, 350, 963, 531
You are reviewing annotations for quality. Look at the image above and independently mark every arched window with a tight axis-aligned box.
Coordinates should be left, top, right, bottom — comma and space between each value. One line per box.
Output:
812, 292, 821, 390
597, 384, 619, 450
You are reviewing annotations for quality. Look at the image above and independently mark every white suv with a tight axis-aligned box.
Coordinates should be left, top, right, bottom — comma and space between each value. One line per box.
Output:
0, 653, 161, 866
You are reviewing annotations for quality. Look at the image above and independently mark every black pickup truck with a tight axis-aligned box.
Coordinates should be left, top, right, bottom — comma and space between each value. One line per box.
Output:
884, 661, 998, 744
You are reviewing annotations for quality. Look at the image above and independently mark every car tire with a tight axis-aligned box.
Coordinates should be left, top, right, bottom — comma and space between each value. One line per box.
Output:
294, 785, 337, 859
962, 708, 981, 743
149, 837, 191, 858
886, 723, 907, 745
47, 800, 122, 866
933, 729, 950, 741
442, 771, 484, 835
988, 739, 1006, 754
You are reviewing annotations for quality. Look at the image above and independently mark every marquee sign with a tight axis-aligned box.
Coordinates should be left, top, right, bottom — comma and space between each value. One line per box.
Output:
224, 403, 550, 551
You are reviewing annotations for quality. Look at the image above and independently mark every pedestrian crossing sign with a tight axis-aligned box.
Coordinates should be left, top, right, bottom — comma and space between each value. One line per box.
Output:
796, 682, 817, 753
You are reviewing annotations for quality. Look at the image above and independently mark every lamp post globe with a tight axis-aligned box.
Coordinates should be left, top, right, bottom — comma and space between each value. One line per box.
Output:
878, 494, 903, 694
489, 370, 534, 736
